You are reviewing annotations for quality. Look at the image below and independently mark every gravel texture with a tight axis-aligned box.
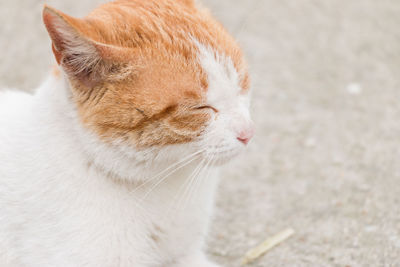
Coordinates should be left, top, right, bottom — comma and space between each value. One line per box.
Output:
1, 0, 399, 266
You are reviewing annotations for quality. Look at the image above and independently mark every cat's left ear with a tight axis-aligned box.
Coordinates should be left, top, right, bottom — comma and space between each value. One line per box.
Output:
42, 6, 125, 87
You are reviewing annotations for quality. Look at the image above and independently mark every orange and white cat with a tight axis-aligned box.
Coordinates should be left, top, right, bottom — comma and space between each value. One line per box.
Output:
0, 0, 254, 266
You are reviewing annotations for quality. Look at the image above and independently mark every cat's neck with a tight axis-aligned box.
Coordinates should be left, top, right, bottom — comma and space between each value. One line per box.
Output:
33, 72, 98, 174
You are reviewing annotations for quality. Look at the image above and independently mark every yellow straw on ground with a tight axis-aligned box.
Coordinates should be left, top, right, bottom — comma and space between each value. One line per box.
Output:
241, 228, 295, 265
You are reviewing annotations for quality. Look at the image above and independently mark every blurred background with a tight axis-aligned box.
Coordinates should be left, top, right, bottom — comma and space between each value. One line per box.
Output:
1, 0, 400, 266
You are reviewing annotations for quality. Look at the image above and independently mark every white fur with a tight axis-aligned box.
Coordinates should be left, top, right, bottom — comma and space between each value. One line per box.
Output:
0, 45, 252, 266
197, 42, 253, 163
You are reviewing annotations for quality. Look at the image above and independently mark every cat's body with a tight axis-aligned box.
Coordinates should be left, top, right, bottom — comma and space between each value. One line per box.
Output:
0, 76, 219, 266
0, 0, 253, 266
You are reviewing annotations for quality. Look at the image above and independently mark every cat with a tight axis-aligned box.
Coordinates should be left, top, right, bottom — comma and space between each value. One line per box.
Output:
0, 0, 254, 266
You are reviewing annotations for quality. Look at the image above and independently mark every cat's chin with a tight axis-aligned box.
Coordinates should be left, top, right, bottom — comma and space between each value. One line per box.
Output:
203, 148, 242, 166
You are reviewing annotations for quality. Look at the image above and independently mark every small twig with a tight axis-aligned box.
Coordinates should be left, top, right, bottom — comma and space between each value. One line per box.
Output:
241, 228, 295, 265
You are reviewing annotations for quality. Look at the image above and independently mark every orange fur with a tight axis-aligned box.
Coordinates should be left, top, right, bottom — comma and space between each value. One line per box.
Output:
51, 65, 61, 78
43, 0, 249, 148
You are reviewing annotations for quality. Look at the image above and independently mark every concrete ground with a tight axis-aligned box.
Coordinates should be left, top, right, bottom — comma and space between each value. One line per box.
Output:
1, 0, 399, 266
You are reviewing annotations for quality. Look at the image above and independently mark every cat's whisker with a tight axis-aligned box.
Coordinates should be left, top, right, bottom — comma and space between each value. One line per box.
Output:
180, 157, 211, 212
162, 160, 204, 220
184, 163, 207, 208
184, 154, 215, 210
174, 159, 206, 214
137, 149, 207, 202
131, 149, 205, 194
137, 154, 201, 203
199, 154, 215, 189
137, 149, 207, 220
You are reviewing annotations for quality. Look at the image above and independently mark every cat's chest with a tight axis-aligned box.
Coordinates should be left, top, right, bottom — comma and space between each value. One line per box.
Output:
17, 169, 213, 266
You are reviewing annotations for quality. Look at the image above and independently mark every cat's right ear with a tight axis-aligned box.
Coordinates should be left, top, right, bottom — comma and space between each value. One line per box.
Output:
42, 6, 121, 87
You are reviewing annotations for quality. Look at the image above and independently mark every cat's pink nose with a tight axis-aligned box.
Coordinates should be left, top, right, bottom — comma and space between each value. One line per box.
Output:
237, 125, 255, 145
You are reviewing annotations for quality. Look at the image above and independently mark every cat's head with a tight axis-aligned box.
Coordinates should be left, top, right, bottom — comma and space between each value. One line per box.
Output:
43, 0, 254, 177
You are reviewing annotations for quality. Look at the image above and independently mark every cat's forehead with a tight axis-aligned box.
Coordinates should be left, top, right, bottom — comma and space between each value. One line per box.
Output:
195, 41, 247, 103
84, 0, 248, 92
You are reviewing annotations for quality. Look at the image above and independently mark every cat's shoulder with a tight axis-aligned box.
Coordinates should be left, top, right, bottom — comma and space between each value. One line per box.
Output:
0, 88, 32, 101
0, 89, 34, 127
0, 89, 33, 110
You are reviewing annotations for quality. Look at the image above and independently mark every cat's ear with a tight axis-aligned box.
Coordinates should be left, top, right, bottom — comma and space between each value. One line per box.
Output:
42, 6, 121, 87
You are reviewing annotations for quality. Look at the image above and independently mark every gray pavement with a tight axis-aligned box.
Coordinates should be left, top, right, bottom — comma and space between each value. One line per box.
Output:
1, 0, 399, 266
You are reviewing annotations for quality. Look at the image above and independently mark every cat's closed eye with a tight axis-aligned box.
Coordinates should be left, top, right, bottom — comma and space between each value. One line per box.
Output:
194, 105, 218, 113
